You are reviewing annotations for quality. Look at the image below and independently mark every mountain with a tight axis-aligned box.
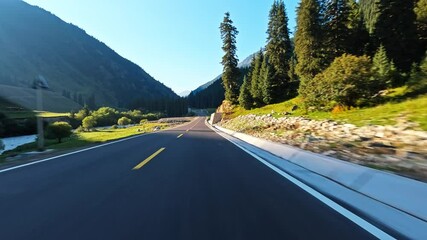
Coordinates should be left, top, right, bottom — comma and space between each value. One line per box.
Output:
188, 53, 255, 108
178, 90, 191, 97
192, 53, 256, 94
0, 0, 177, 110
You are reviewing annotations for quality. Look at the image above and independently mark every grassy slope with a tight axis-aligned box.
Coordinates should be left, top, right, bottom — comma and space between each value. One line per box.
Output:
229, 91, 427, 131
0, 96, 70, 119
0, 123, 167, 160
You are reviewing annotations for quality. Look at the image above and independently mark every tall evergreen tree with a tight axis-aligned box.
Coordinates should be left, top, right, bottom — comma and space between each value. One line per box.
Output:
359, 0, 378, 34
415, 0, 427, 53
250, 50, 264, 106
347, 0, 371, 55
261, 56, 276, 104
295, 0, 325, 90
323, 0, 352, 63
219, 12, 240, 103
238, 76, 252, 110
374, 0, 422, 72
266, 0, 293, 102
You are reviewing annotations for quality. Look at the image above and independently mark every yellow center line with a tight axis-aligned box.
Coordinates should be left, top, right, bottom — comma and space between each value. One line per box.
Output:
177, 134, 184, 139
186, 117, 201, 132
132, 147, 166, 170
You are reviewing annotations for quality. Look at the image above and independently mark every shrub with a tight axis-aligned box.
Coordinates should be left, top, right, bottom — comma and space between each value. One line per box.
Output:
82, 116, 97, 130
111, 124, 118, 129
139, 119, 148, 125
46, 121, 73, 143
74, 106, 90, 121
91, 107, 119, 127
301, 54, 378, 109
117, 117, 132, 126
75, 126, 85, 132
0, 139, 4, 150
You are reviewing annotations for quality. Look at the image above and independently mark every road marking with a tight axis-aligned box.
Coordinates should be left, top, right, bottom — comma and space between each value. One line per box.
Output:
186, 117, 202, 132
207, 122, 395, 240
133, 147, 166, 170
0, 119, 198, 174
177, 134, 184, 139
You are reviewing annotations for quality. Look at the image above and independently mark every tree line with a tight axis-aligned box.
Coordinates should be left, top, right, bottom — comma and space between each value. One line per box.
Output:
219, 0, 427, 111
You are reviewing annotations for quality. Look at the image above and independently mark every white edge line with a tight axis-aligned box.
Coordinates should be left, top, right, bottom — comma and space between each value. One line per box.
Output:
207, 122, 395, 240
0, 118, 199, 174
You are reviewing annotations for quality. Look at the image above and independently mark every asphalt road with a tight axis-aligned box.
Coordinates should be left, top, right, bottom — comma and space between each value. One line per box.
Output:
0, 118, 380, 239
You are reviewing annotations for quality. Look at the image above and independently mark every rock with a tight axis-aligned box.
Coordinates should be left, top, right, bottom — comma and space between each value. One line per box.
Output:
291, 105, 298, 111
395, 149, 409, 158
368, 141, 395, 148
322, 150, 336, 156
375, 131, 385, 138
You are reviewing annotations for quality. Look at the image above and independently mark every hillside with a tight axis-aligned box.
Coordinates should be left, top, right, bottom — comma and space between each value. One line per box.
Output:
188, 53, 255, 108
0, 0, 177, 109
0, 84, 81, 113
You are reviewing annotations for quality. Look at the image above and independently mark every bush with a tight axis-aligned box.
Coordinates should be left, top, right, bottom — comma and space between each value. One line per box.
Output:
117, 117, 132, 126
46, 121, 73, 143
0, 139, 4, 150
91, 107, 119, 127
301, 54, 378, 109
141, 113, 162, 121
139, 119, 148, 125
82, 116, 97, 130
111, 124, 118, 129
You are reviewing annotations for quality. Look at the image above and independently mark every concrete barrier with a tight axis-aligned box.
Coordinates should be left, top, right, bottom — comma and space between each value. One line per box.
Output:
211, 124, 427, 238
209, 113, 222, 125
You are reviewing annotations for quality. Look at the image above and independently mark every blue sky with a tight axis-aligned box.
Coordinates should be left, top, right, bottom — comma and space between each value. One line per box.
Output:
24, 0, 298, 94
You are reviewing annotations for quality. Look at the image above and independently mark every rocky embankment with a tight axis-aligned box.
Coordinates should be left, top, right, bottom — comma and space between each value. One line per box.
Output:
219, 114, 427, 181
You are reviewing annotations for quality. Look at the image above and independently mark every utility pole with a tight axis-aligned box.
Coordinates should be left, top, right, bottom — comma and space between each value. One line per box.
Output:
36, 86, 44, 151
33, 75, 49, 151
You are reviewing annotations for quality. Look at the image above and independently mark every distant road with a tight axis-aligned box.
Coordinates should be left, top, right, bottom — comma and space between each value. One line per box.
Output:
190, 108, 209, 116
0, 118, 383, 239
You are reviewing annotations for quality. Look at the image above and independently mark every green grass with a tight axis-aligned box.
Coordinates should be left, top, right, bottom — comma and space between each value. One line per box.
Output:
0, 94, 71, 119
3, 111, 69, 119
228, 93, 427, 131
0, 123, 168, 160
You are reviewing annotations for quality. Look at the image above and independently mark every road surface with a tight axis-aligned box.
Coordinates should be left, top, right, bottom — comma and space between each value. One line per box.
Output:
0, 118, 382, 239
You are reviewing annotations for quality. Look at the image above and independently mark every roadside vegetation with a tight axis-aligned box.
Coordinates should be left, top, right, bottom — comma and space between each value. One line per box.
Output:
229, 90, 427, 131
0, 122, 168, 162
211, 0, 427, 132
213, 0, 427, 180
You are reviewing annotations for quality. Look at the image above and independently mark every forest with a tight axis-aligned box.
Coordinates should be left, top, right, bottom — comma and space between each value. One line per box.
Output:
192, 0, 427, 111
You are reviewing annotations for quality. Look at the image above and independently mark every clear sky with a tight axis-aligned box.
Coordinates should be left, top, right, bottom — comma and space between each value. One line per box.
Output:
23, 0, 298, 94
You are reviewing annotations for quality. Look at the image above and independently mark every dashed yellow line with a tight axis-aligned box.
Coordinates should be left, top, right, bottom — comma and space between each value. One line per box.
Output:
133, 147, 165, 170
177, 134, 184, 139
185, 117, 201, 132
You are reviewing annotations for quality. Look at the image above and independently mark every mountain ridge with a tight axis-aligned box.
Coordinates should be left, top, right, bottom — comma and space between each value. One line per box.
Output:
191, 53, 256, 94
0, 0, 177, 110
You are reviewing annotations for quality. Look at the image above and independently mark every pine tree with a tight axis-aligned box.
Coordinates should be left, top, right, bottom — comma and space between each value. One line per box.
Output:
323, 0, 352, 63
287, 55, 300, 97
238, 76, 252, 110
266, 0, 293, 102
359, 0, 378, 34
415, 0, 427, 53
219, 12, 240, 104
347, 0, 371, 56
261, 56, 276, 105
374, 0, 422, 72
250, 50, 264, 107
295, 0, 325, 91
372, 45, 397, 87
